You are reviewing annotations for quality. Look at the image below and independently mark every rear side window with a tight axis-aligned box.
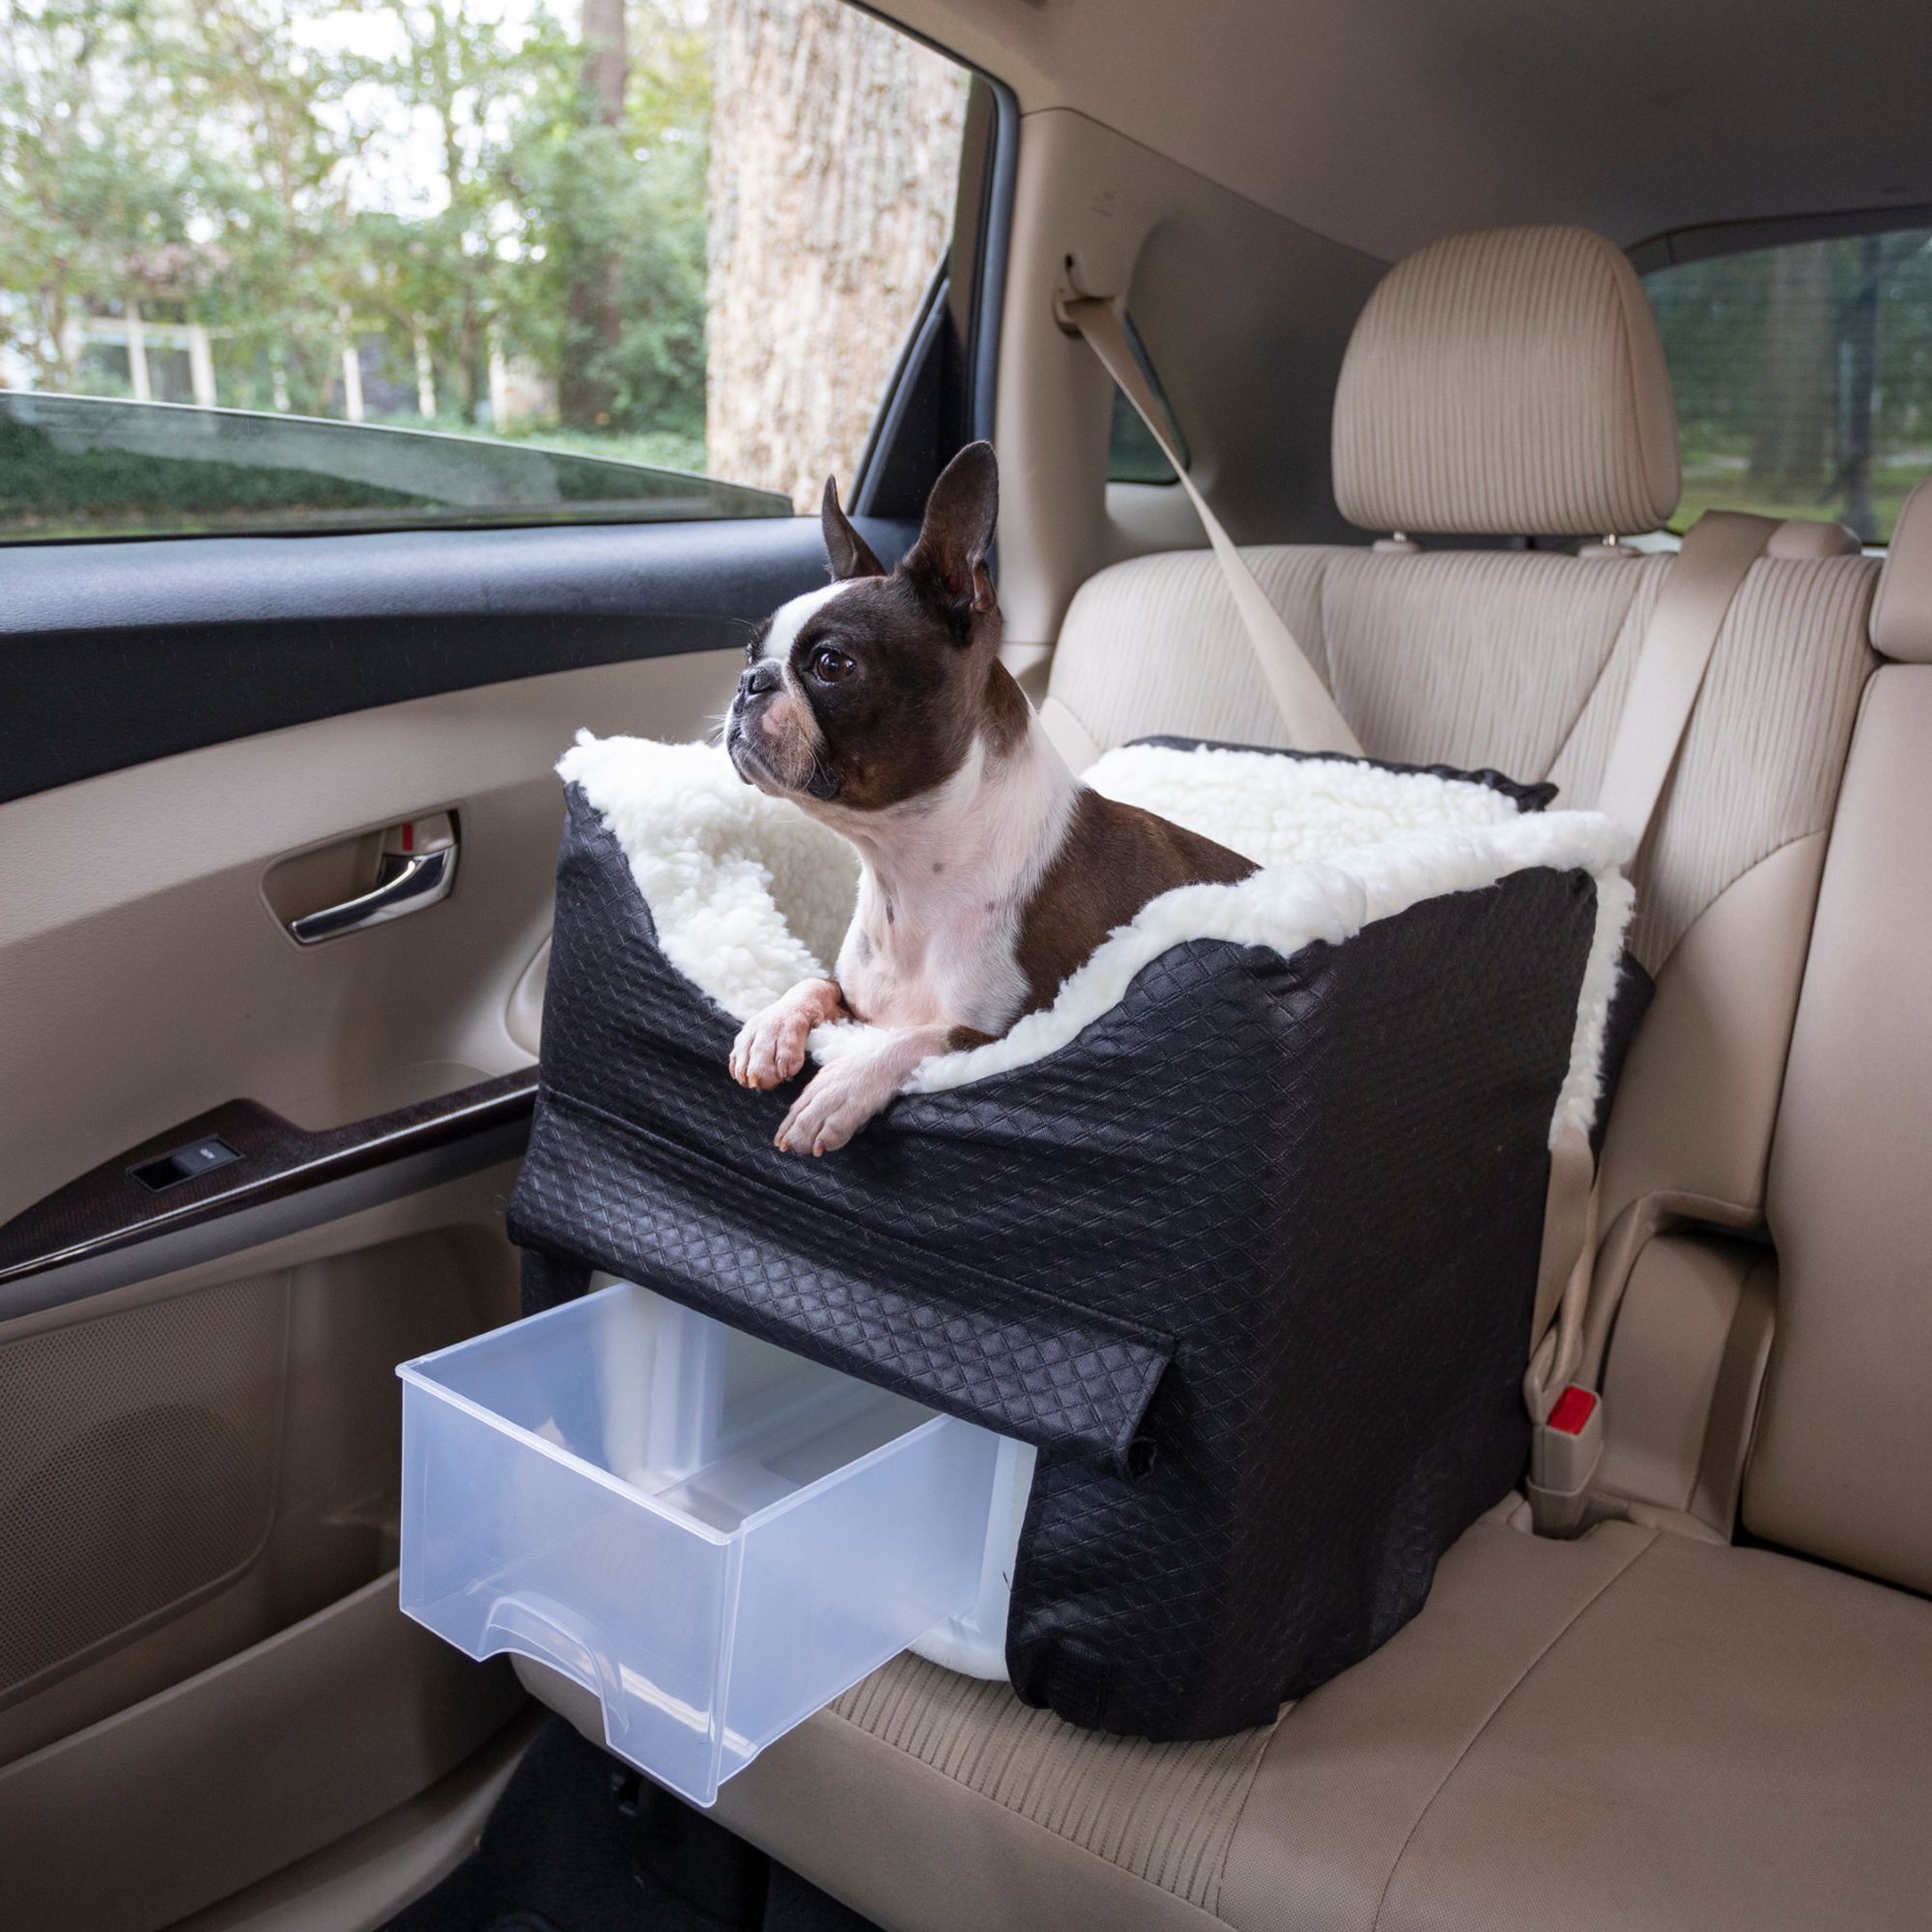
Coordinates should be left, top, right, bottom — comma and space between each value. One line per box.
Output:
1645, 227, 1932, 543
1105, 314, 1187, 485
0, 1, 970, 542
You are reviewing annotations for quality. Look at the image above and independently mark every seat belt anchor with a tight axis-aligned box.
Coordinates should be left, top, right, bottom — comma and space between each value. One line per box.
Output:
1527, 1385, 1605, 1539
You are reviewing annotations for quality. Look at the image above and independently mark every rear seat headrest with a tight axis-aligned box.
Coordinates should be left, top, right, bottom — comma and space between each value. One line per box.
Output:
1332, 224, 1681, 539
1768, 519, 1861, 559
1871, 476, 1932, 662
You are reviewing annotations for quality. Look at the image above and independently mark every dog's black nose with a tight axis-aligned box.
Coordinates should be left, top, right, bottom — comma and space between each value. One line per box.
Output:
740, 661, 781, 698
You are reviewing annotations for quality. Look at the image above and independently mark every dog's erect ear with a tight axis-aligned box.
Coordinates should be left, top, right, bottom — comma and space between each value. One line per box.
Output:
905, 441, 998, 621
821, 476, 885, 582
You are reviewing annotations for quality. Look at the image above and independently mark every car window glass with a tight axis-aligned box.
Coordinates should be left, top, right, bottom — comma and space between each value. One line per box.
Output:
0, 0, 969, 541
1104, 315, 1185, 485
1645, 227, 1932, 543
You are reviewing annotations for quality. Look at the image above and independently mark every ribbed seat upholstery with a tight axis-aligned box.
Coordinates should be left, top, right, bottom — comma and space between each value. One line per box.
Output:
528, 229, 1932, 1930
709, 1518, 1932, 1932
1040, 536, 1873, 972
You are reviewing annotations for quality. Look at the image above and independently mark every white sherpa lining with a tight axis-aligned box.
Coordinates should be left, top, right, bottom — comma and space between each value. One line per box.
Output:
558, 734, 1634, 1143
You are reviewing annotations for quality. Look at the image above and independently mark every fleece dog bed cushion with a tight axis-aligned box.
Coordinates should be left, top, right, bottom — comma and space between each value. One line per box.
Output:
508, 737, 1634, 1740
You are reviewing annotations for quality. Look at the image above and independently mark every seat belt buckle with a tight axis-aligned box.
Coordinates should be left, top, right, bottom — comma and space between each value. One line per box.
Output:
1526, 1385, 1604, 1539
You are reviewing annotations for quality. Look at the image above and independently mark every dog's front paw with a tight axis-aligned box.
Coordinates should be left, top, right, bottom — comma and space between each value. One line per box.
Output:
729, 1007, 808, 1091
774, 1059, 896, 1156
729, 980, 839, 1091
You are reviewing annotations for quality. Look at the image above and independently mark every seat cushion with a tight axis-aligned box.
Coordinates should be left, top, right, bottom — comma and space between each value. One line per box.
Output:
1042, 542, 1874, 978
702, 1520, 1932, 1932
1349, 1531, 1932, 1932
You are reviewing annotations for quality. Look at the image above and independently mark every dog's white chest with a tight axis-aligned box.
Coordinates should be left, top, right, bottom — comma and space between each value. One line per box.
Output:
838, 880, 1025, 1035
814, 715, 1077, 1037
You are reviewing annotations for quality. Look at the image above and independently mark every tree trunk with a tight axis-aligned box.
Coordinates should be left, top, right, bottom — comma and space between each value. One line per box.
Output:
581, 0, 628, 123
558, 0, 629, 428
456, 304, 486, 423
705, 0, 965, 508
1748, 242, 1833, 500
1830, 234, 1884, 541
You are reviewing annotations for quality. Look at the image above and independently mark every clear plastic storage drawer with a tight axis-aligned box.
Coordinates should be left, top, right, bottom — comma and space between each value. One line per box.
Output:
398, 1280, 1008, 1806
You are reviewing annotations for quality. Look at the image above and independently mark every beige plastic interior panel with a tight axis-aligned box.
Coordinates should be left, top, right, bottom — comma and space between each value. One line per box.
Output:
0, 644, 736, 1917
0, 1161, 520, 1768
0, 1571, 523, 1932
172, 1712, 542, 1932
0, 1269, 290, 1709
505, 939, 551, 1058
998, 639, 1055, 707
1105, 477, 1214, 556
991, 108, 1382, 648
1598, 1233, 1776, 1538
259, 825, 392, 929
0, 647, 739, 1228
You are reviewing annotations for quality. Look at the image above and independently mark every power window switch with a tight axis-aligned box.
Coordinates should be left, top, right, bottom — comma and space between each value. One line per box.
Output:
129, 1135, 242, 1191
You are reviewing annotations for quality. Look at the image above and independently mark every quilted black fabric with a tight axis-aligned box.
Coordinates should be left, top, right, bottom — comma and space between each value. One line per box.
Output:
509, 787, 1603, 1740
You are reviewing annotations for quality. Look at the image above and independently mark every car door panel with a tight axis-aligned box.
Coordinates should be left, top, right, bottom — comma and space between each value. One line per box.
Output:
0, 1559, 521, 1932
0, 647, 750, 1226
0, 1159, 527, 1932
0, 511, 907, 1928
0, 517, 910, 803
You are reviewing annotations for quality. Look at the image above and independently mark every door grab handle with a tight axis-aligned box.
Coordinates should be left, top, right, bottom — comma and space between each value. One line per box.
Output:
290, 839, 456, 945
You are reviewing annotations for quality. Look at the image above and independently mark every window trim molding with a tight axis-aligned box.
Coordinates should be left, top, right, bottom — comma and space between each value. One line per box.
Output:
1629, 201, 1932, 274
856, 7, 1016, 450
846, 19, 1016, 512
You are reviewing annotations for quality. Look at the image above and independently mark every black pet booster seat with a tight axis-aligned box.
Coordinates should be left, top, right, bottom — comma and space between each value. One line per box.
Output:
506, 734, 1636, 1742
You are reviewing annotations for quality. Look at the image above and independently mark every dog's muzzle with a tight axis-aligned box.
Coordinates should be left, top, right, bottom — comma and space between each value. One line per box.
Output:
726, 663, 781, 779
725, 662, 838, 801
725, 693, 781, 793
724, 711, 762, 785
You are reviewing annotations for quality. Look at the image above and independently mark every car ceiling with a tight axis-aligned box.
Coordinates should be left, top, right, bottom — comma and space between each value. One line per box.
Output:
889, 0, 1932, 262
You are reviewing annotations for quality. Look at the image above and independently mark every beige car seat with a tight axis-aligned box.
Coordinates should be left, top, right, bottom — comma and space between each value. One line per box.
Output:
536, 230, 1932, 1931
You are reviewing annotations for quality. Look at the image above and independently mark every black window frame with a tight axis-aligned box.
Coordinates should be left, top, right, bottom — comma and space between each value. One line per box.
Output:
849, 59, 1017, 519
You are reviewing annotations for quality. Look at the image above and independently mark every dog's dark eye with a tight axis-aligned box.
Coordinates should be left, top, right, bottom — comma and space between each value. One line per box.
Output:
810, 646, 854, 683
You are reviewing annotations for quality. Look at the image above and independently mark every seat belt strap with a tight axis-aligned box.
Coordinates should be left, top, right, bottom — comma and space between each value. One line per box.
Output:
1061, 297, 1363, 757
1528, 1124, 1597, 1411
1524, 1126, 1605, 1536
1594, 509, 1779, 847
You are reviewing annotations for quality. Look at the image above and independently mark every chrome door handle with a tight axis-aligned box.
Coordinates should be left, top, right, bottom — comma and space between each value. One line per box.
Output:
290, 837, 457, 946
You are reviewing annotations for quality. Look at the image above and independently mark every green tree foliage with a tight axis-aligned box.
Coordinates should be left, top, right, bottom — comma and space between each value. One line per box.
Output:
0, 0, 712, 444
497, 1, 709, 436
1, 1, 368, 402
1650, 229, 1932, 539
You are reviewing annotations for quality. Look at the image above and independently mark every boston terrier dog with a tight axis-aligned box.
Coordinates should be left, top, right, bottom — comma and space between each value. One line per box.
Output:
724, 440, 1255, 1154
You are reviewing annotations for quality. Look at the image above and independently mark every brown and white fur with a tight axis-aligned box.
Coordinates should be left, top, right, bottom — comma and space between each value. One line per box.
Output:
724, 441, 1254, 1154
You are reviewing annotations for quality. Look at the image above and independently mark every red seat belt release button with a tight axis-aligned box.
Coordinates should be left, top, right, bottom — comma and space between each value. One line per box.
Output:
1548, 1385, 1598, 1436
1528, 1385, 1605, 1538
